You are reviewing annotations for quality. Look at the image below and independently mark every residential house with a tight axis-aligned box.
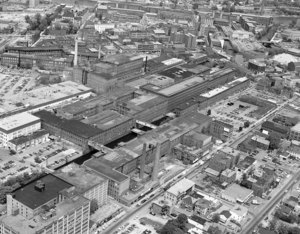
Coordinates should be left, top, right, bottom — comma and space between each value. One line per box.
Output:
194, 198, 212, 216
230, 204, 248, 224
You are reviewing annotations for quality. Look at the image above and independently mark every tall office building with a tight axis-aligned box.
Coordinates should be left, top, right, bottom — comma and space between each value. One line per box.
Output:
1, 174, 90, 234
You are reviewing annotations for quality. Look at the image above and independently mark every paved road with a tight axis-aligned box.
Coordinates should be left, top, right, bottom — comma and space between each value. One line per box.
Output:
99, 95, 295, 234
229, 97, 292, 148
102, 191, 163, 234
241, 171, 300, 234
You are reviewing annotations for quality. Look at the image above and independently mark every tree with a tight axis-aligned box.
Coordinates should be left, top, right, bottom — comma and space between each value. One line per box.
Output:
239, 126, 243, 132
160, 221, 185, 234
25, 15, 31, 24
211, 213, 220, 223
90, 199, 98, 214
290, 227, 300, 234
39, 18, 48, 31
34, 156, 42, 164
207, 109, 211, 116
269, 217, 278, 231
160, 222, 177, 234
35, 13, 42, 25
244, 121, 250, 128
0, 186, 13, 204
277, 224, 289, 234
160, 214, 187, 234
207, 226, 222, 234
54, 24, 62, 30
176, 214, 188, 230
32, 31, 40, 43
268, 134, 281, 150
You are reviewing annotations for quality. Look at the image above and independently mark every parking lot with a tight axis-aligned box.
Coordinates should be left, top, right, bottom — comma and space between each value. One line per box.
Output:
212, 100, 258, 128
113, 215, 164, 234
0, 67, 39, 113
0, 139, 82, 183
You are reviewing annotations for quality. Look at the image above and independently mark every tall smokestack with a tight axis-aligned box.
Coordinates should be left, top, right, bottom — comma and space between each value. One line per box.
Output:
98, 44, 101, 59
144, 56, 148, 73
139, 143, 147, 179
74, 39, 78, 67
152, 142, 161, 181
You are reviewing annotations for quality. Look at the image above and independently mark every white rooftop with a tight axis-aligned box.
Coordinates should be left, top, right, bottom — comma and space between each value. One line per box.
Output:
159, 76, 204, 96
273, 53, 300, 65
153, 29, 165, 34
291, 122, 300, 132
167, 178, 195, 196
201, 77, 248, 98
1, 81, 92, 113
161, 58, 183, 66
230, 204, 248, 217
251, 135, 270, 145
201, 86, 228, 98
129, 93, 158, 106
0, 112, 40, 132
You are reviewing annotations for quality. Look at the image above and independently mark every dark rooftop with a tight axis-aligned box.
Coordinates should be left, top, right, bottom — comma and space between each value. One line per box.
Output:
190, 215, 206, 225
220, 210, 232, 218
84, 158, 129, 183
214, 119, 234, 129
261, 121, 289, 135
158, 67, 195, 81
209, 68, 235, 79
34, 110, 103, 139
13, 174, 73, 210
238, 156, 256, 170
8, 130, 48, 146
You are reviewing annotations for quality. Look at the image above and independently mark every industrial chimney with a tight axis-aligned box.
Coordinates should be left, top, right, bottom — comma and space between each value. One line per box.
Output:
152, 142, 161, 181
74, 38, 78, 67
98, 44, 101, 59
139, 143, 147, 179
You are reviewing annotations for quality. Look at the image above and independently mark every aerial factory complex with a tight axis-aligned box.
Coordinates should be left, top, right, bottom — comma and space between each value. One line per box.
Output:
0, 0, 300, 234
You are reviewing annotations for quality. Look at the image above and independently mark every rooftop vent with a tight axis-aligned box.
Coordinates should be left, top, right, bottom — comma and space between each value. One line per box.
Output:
34, 180, 45, 192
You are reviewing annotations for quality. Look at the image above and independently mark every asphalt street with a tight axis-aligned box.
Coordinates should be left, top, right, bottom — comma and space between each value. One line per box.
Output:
99, 96, 295, 234
241, 170, 300, 234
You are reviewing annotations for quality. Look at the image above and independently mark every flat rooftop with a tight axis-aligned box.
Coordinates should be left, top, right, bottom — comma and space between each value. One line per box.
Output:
156, 76, 205, 97
8, 129, 48, 145
99, 112, 211, 169
222, 183, 253, 202
0, 195, 88, 234
13, 174, 73, 210
102, 53, 142, 65
158, 67, 195, 80
291, 122, 300, 132
201, 76, 248, 98
54, 163, 107, 194
59, 96, 112, 115
0, 112, 40, 134
34, 110, 103, 139
82, 110, 132, 131
84, 158, 129, 183
127, 93, 167, 111
1, 80, 92, 113
167, 178, 195, 196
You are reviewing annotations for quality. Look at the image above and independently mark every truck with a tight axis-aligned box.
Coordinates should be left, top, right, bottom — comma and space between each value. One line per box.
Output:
252, 200, 261, 205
